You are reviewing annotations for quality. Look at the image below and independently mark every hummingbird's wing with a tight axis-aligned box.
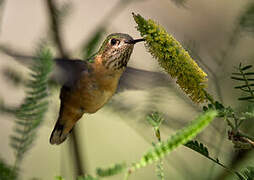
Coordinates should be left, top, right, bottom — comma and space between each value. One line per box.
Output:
54, 60, 172, 92
0, 45, 89, 88
117, 67, 172, 93
52, 58, 89, 88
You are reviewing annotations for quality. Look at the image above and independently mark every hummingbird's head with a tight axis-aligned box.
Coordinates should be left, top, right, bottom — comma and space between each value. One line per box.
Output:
98, 33, 144, 70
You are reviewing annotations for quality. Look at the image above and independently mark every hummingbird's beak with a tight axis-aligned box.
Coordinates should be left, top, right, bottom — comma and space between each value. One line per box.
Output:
125, 38, 145, 44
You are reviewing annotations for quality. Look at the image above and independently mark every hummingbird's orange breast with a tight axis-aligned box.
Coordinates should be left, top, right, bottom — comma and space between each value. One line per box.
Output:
67, 56, 124, 114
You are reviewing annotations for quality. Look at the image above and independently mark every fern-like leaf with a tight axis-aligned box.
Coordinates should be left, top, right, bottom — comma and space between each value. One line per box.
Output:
96, 163, 126, 177
241, 166, 254, 180
76, 175, 98, 180
130, 110, 217, 171
0, 159, 17, 180
185, 140, 245, 178
55, 176, 65, 180
185, 140, 209, 157
146, 112, 164, 180
146, 112, 164, 128
237, 166, 254, 180
10, 46, 53, 169
231, 63, 254, 101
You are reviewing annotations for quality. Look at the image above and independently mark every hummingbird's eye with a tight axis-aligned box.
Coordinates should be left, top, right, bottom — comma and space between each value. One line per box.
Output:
110, 38, 118, 46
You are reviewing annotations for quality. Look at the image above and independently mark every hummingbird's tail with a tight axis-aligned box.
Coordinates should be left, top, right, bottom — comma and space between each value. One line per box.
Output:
50, 119, 74, 145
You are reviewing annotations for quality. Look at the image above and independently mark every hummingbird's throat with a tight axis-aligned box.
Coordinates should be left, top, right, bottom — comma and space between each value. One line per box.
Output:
103, 47, 133, 70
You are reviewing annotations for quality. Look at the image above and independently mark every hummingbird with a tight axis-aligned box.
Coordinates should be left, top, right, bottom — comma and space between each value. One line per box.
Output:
49, 33, 144, 145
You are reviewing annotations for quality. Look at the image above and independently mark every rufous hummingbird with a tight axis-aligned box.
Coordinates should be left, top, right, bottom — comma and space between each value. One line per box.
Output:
50, 33, 144, 145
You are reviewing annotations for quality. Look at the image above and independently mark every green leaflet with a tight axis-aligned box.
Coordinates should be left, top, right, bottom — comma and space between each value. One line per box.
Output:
237, 166, 254, 180
0, 159, 17, 180
96, 163, 126, 177
231, 63, 254, 102
55, 176, 65, 180
131, 110, 217, 170
10, 46, 53, 170
77, 175, 98, 180
185, 140, 209, 157
146, 112, 165, 180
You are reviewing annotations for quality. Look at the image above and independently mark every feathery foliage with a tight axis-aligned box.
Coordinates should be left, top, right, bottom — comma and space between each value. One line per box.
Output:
146, 112, 164, 141
55, 176, 65, 180
129, 110, 217, 172
0, 159, 17, 180
231, 63, 254, 102
133, 13, 208, 103
185, 140, 209, 157
203, 97, 254, 150
185, 140, 225, 168
10, 46, 53, 169
146, 112, 164, 180
146, 113, 243, 179
184, 140, 243, 177
237, 166, 254, 180
155, 160, 164, 180
56, 163, 126, 180
96, 163, 126, 177
146, 112, 164, 128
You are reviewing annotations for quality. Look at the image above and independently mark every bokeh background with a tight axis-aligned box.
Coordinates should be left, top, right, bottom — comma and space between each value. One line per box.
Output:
0, 0, 254, 179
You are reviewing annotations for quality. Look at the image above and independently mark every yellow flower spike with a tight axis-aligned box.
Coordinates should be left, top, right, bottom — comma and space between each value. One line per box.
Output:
133, 13, 208, 103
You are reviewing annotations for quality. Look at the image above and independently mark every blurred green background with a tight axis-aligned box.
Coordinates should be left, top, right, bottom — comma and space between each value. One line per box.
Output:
0, 0, 254, 179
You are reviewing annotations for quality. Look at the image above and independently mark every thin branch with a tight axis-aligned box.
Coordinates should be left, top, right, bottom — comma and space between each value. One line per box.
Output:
70, 131, 85, 176
0, 44, 35, 65
0, 0, 6, 35
45, 0, 68, 58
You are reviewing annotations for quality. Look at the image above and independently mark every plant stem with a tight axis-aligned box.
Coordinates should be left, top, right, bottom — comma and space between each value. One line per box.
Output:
46, 0, 68, 58
71, 129, 85, 176
154, 127, 164, 180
